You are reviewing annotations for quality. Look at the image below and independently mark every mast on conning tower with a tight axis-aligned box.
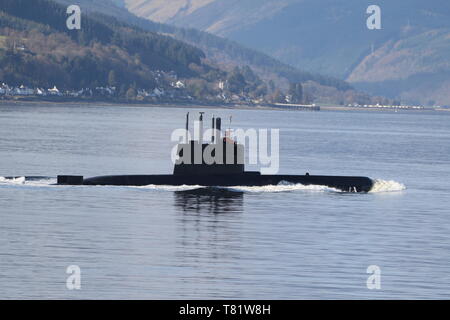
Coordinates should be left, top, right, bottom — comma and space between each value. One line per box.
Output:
212, 115, 215, 142
199, 112, 204, 145
185, 112, 189, 143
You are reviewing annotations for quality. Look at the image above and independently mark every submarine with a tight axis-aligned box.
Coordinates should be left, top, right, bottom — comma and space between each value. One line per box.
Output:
57, 112, 374, 192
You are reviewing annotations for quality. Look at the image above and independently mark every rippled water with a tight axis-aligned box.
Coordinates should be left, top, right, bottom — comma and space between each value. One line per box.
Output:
1, 103, 449, 299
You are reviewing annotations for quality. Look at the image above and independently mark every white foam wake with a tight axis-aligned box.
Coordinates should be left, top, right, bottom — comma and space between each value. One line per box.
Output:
0, 176, 56, 186
0, 178, 342, 193
135, 184, 205, 192
225, 181, 340, 193
0, 176, 26, 184
131, 180, 339, 193
369, 179, 406, 193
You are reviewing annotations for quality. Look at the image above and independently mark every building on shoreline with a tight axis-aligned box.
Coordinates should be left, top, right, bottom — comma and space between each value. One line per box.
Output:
348, 103, 427, 110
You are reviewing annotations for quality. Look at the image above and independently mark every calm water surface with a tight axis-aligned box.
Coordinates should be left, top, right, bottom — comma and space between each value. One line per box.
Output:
1, 103, 449, 299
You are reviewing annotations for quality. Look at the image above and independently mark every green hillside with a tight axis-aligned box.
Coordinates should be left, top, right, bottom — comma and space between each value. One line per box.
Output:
0, 0, 207, 90
53, 0, 351, 91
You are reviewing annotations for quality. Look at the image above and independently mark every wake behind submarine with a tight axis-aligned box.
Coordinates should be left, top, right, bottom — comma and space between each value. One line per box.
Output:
57, 113, 374, 192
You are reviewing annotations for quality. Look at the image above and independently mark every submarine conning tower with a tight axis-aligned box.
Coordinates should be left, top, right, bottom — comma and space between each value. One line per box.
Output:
173, 112, 245, 176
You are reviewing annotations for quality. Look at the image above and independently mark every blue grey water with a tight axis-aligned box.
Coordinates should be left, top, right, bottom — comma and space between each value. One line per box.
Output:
0, 103, 449, 299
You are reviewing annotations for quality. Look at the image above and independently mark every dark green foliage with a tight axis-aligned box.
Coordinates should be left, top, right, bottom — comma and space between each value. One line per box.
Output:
54, 0, 351, 92
0, 0, 207, 90
125, 87, 137, 100
225, 66, 267, 97
107, 70, 117, 87
288, 83, 304, 103
227, 67, 247, 94
271, 89, 285, 103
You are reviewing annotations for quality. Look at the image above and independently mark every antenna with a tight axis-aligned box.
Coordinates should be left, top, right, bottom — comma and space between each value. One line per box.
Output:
185, 112, 189, 143
199, 112, 205, 145
211, 115, 215, 143
216, 117, 222, 141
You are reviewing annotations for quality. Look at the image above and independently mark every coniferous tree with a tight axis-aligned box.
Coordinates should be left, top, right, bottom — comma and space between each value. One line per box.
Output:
288, 83, 304, 104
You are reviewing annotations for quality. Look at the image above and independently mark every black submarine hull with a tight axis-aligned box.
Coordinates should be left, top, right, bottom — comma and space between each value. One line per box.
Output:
59, 173, 374, 193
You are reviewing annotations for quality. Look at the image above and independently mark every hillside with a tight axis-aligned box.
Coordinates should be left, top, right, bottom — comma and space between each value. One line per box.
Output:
0, 0, 209, 92
347, 29, 450, 106
53, 0, 352, 93
122, 0, 450, 105
2, 0, 332, 105
0, 0, 391, 106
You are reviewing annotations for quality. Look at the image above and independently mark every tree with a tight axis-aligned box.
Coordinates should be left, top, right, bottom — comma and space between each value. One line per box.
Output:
186, 79, 210, 99
271, 89, 285, 103
253, 84, 268, 97
303, 91, 314, 104
107, 70, 117, 87
268, 80, 275, 93
227, 67, 246, 94
241, 65, 258, 83
288, 82, 303, 104
125, 87, 137, 100
119, 84, 127, 97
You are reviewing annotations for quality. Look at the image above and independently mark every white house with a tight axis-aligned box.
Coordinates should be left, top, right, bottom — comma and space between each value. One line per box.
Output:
35, 88, 46, 96
48, 86, 62, 96
172, 80, 185, 89
137, 89, 151, 97
0, 83, 11, 95
153, 88, 164, 97
15, 85, 34, 95
95, 86, 115, 96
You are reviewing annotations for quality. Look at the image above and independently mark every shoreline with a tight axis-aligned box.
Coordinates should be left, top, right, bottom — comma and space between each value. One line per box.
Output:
0, 98, 445, 113
0, 99, 276, 111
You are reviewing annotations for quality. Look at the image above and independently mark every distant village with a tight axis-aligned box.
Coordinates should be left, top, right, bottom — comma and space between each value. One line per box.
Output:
1, 70, 189, 102
0, 82, 188, 101
0, 68, 271, 105
2, 79, 444, 111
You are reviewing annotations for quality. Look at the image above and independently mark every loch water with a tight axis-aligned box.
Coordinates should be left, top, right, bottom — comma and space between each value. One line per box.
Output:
1, 103, 449, 299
